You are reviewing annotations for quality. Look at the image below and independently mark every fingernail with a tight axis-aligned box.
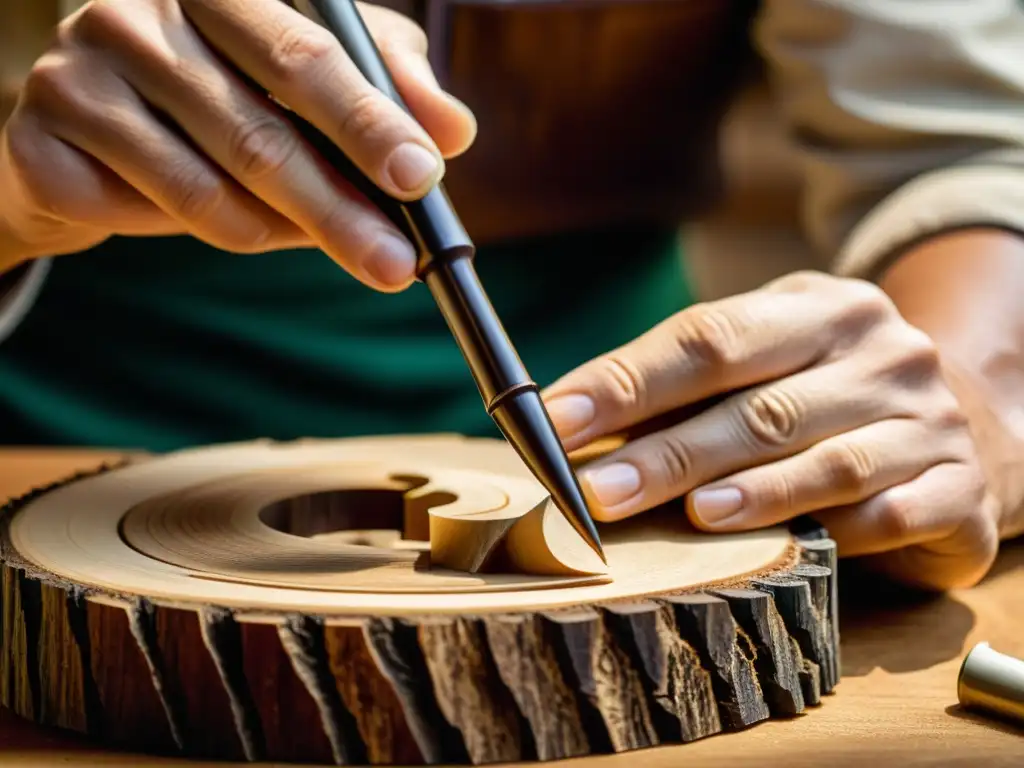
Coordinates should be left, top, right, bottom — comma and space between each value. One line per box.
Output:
545, 394, 595, 440
581, 463, 642, 508
365, 233, 417, 287
690, 487, 744, 525
385, 143, 440, 194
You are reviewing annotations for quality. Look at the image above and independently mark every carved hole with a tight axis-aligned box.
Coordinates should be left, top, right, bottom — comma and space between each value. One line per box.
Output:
258, 473, 457, 548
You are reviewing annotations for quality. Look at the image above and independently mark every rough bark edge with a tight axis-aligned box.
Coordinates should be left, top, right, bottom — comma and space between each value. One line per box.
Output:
793, 531, 841, 685
279, 614, 367, 765
0, 532, 836, 764
0, 460, 840, 765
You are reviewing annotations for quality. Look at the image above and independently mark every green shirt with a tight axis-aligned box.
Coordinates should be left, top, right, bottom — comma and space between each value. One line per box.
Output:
0, 226, 693, 451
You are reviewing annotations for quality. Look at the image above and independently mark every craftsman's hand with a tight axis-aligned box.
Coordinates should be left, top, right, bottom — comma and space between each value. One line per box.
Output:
0, 0, 475, 289
543, 271, 1000, 591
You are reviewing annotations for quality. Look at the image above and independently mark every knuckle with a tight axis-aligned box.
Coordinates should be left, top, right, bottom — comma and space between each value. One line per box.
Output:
874, 492, 916, 543
956, 501, 1000, 563
840, 276, 890, 305
599, 354, 647, 412
339, 90, 394, 144
771, 269, 833, 294
228, 116, 300, 180
738, 388, 801, 448
820, 442, 875, 494
653, 433, 695, 491
311, 204, 378, 263
161, 163, 225, 222
933, 401, 970, 432
268, 24, 338, 85
75, 0, 183, 80
884, 327, 943, 386
72, 0, 137, 48
313, 200, 356, 240
22, 54, 84, 116
831, 279, 896, 334
312, 202, 351, 243
744, 474, 794, 515
900, 327, 942, 371
674, 305, 745, 373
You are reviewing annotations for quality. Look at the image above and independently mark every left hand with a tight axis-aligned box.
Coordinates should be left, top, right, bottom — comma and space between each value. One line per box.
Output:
542, 271, 1001, 590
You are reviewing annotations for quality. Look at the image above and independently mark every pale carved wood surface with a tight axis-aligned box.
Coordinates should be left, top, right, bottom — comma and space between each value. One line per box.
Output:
5, 437, 796, 613
0, 448, 1022, 766
0, 440, 825, 764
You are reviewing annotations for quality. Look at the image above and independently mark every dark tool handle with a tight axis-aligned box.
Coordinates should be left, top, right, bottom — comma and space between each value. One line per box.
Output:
278, 106, 411, 235
278, 2, 603, 561
288, 0, 475, 272
244, 0, 531, 408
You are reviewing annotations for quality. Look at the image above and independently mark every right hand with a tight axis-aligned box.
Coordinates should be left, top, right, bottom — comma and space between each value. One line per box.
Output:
0, 0, 476, 291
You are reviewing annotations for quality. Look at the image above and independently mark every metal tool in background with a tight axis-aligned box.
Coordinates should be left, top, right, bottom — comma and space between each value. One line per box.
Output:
958, 641, 1024, 727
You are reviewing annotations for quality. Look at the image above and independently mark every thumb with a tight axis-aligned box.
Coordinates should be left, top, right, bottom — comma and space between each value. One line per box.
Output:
363, 4, 477, 160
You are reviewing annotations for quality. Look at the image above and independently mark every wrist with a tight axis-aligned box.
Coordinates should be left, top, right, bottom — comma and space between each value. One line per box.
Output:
880, 228, 1024, 400
939, 356, 1024, 541
880, 228, 1024, 540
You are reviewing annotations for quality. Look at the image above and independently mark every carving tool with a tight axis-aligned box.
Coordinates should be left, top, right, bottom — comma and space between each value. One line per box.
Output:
285, 0, 606, 563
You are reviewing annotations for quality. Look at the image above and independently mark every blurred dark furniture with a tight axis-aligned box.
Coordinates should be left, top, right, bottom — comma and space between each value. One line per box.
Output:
386, 0, 758, 244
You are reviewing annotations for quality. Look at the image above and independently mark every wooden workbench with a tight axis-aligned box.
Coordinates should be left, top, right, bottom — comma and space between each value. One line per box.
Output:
1, 448, 1022, 766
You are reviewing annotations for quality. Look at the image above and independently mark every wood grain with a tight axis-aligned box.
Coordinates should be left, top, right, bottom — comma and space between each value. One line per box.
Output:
602, 601, 722, 742
483, 613, 591, 760
6, 438, 798, 615
84, 598, 180, 754
543, 607, 659, 752
663, 592, 768, 729
322, 619, 423, 765
0, 445, 837, 764
6, 449, 1019, 766
4, 554, 1023, 766
418, 617, 525, 763
238, 619, 336, 763
711, 588, 805, 716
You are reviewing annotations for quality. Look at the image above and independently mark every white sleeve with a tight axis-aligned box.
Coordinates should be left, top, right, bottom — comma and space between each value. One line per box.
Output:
755, 0, 1024, 280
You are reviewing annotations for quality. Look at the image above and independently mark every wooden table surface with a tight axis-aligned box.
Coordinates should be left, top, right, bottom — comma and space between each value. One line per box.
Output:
1, 448, 1023, 767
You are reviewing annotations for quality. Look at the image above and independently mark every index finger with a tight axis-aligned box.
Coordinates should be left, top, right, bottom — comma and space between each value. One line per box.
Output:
180, 0, 444, 201
541, 288, 844, 452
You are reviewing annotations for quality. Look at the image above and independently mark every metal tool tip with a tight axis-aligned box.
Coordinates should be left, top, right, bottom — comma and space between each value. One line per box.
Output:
490, 388, 606, 564
557, 488, 606, 564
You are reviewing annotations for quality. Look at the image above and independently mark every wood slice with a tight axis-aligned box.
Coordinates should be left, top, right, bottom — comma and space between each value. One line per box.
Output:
0, 435, 841, 764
